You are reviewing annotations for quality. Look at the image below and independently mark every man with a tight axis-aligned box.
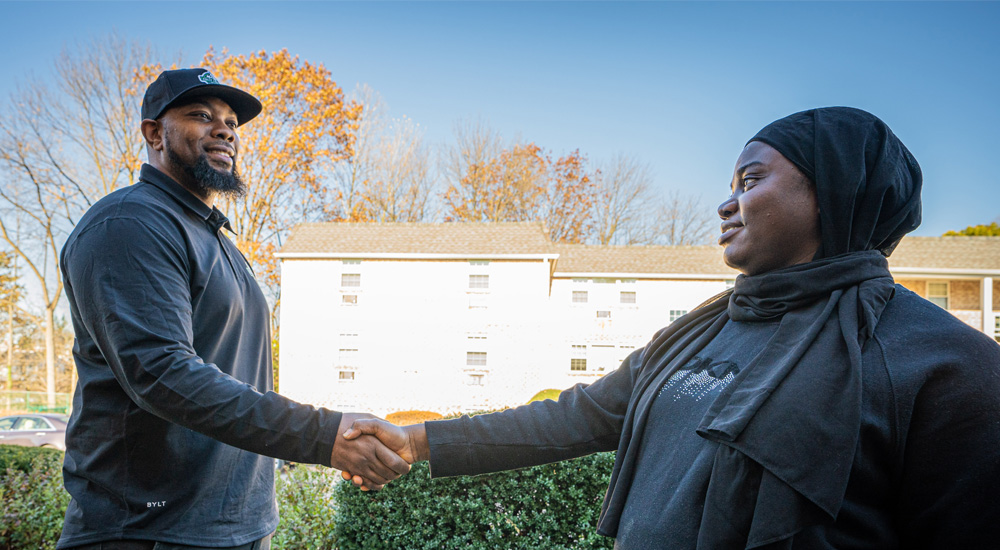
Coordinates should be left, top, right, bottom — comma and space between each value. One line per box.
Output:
345, 107, 1000, 548
58, 68, 407, 550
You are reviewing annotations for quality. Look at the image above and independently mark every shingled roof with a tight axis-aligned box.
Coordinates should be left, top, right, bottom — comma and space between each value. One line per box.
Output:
278, 223, 1000, 275
888, 236, 1000, 271
552, 237, 1000, 275
278, 222, 555, 256
551, 243, 736, 276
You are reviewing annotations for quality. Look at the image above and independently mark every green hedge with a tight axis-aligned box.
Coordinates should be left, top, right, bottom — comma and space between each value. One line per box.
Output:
0, 445, 69, 550
334, 453, 616, 550
0, 445, 63, 475
272, 465, 338, 550
0, 446, 617, 550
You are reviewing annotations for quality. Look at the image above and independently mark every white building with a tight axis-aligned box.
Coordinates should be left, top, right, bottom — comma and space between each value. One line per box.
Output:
277, 223, 1000, 417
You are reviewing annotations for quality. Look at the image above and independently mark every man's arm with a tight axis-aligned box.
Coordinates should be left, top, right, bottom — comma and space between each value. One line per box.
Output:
65, 216, 406, 489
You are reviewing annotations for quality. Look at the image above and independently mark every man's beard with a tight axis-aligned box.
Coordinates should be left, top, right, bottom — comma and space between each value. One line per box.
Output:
167, 147, 247, 199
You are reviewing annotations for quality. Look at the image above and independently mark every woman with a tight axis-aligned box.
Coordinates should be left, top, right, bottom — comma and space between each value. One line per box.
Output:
346, 107, 1000, 548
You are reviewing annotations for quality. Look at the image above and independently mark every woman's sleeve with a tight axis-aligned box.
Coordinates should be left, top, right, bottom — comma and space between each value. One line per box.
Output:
426, 347, 642, 477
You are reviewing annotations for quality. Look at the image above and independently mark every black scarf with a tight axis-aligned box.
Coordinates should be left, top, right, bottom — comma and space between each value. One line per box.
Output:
596, 108, 922, 548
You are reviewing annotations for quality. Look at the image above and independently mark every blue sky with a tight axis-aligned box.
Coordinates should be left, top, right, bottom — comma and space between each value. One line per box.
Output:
2, 1, 998, 236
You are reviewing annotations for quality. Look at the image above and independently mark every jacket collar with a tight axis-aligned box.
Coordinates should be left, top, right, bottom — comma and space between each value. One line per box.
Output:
139, 164, 233, 233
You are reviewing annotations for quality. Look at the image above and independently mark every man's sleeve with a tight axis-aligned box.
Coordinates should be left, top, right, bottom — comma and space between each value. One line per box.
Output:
65, 216, 340, 466
425, 348, 639, 477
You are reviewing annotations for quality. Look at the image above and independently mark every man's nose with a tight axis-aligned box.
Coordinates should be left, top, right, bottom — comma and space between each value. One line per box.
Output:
213, 121, 236, 142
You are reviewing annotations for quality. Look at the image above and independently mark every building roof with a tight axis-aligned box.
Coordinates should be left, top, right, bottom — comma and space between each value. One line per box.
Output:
551, 243, 736, 276
554, 237, 1000, 276
279, 222, 555, 257
887, 236, 1000, 272
278, 222, 1000, 275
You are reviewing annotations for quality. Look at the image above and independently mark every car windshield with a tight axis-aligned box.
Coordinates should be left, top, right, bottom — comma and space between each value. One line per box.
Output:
16, 417, 53, 430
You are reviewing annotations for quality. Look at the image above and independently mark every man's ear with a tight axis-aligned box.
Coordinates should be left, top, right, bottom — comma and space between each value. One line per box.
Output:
140, 119, 165, 152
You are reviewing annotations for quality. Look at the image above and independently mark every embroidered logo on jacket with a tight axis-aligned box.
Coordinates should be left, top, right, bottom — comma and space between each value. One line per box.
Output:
658, 355, 740, 402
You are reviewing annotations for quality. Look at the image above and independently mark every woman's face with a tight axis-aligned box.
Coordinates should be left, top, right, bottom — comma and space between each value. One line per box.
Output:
717, 141, 822, 276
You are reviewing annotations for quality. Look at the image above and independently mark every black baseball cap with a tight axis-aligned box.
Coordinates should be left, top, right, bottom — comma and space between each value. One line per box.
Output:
141, 68, 262, 126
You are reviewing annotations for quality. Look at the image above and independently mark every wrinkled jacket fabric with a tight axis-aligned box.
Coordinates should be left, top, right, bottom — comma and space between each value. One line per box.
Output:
58, 165, 341, 548
427, 286, 1000, 548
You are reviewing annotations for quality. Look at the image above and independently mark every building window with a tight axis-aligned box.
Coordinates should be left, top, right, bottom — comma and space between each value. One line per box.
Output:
572, 278, 588, 284
994, 315, 1000, 343
669, 310, 687, 322
620, 291, 636, 304
572, 291, 588, 303
338, 371, 355, 381
469, 260, 489, 266
570, 344, 587, 371
725, 279, 736, 289
621, 278, 637, 284
342, 294, 358, 305
342, 273, 361, 287
469, 274, 489, 289
343, 259, 361, 265
467, 352, 487, 366
467, 333, 487, 341
619, 345, 636, 363
466, 373, 485, 386
596, 310, 611, 319
594, 278, 615, 284
928, 282, 949, 309
338, 348, 358, 366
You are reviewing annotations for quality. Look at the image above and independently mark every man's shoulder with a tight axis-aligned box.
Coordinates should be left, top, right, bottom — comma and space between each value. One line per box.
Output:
65, 182, 191, 253
81, 181, 191, 227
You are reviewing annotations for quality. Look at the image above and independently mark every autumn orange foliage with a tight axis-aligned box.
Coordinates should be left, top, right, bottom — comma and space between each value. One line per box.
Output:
199, 48, 362, 310
444, 144, 596, 243
385, 410, 444, 426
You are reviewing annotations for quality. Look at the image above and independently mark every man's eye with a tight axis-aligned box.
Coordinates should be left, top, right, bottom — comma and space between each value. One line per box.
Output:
743, 177, 758, 188
227, 121, 238, 129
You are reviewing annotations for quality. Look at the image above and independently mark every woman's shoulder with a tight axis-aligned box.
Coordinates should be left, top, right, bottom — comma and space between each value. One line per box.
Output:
872, 284, 1000, 386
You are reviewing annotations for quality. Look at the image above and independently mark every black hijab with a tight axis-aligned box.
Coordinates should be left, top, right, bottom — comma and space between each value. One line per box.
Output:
750, 106, 922, 259
597, 107, 922, 547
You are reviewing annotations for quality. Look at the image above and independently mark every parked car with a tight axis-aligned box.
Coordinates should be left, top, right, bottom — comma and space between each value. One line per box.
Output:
0, 413, 69, 451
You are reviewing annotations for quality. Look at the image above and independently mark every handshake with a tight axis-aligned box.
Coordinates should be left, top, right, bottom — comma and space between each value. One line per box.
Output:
328, 413, 432, 491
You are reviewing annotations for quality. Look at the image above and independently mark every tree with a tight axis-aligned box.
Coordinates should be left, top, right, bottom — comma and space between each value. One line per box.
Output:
199, 48, 363, 323
1, 251, 23, 397
0, 34, 161, 408
591, 153, 657, 245
943, 222, 1000, 236
6, 313, 75, 394
444, 138, 597, 243
444, 119, 505, 190
648, 190, 718, 246
331, 86, 436, 223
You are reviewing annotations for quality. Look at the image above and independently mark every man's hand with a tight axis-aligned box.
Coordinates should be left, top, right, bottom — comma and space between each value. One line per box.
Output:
331, 413, 411, 491
340, 418, 430, 488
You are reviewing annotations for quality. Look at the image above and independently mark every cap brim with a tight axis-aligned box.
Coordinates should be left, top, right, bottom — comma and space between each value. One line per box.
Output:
162, 84, 263, 126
